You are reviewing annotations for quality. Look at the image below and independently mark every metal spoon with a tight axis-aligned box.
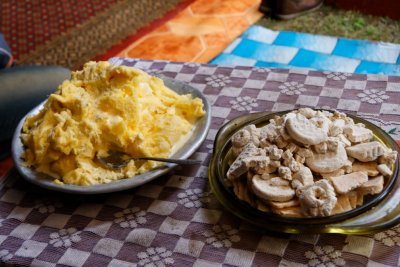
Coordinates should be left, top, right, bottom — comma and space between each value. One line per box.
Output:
97, 151, 202, 170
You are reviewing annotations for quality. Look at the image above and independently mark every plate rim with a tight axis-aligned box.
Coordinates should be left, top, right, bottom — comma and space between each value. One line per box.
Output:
209, 110, 400, 234
12, 76, 211, 194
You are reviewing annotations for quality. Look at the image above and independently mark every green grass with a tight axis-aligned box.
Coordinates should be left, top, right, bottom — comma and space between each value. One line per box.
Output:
257, 5, 400, 43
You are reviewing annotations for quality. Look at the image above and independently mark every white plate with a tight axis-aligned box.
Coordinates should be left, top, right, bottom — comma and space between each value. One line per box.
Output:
12, 76, 211, 194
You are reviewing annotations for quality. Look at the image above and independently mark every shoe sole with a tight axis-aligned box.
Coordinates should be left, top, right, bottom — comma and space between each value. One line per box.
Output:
275, 1, 324, 20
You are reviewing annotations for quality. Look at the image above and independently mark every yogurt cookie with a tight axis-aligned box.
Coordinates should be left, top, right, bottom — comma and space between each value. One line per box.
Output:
226, 108, 398, 218
285, 114, 328, 145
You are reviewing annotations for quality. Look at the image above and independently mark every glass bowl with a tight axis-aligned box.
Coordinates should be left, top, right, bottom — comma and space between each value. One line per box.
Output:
209, 110, 400, 234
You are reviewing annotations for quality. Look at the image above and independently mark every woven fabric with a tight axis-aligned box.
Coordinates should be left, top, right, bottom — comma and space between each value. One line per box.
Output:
0, 0, 119, 60
0, 58, 400, 266
0, 0, 184, 69
211, 25, 400, 76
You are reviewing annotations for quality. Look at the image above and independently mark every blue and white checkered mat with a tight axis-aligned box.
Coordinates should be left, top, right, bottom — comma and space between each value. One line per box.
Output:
211, 25, 400, 76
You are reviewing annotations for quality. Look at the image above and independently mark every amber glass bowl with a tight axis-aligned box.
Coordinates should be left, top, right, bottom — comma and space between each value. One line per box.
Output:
209, 110, 400, 234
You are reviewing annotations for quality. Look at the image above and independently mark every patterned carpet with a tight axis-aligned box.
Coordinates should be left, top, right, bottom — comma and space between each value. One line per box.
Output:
0, 0, 192, 69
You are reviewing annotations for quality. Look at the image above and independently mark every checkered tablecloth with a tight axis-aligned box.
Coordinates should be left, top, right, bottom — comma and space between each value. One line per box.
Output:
0, 58, 400, 267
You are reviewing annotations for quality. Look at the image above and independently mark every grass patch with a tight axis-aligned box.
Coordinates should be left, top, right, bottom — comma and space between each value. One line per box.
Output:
257, 5, 400, 43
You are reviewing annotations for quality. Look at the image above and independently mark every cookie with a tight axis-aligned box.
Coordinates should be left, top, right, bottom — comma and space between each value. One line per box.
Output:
306, 144, 348, 173
298, 180, 337, 217
251, 176, 295, 202
285, 114, 328, 145
346, 141, 386, 162
329, 171, 368, 194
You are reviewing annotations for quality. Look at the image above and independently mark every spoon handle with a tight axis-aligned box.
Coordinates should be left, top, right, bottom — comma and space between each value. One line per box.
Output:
134, 157, 202, 165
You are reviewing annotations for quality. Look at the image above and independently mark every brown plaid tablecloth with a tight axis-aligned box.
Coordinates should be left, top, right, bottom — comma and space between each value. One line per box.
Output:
0, 58, 400, 267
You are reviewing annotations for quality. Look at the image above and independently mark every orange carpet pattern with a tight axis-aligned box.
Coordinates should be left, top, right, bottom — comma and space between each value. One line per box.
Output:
117, 0, 263, 63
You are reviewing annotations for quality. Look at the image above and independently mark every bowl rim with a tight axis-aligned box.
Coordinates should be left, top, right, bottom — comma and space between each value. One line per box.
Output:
210, 109, 400, 225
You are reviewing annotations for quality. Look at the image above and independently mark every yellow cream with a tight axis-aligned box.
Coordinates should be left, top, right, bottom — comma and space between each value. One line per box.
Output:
21, 61, 205, 185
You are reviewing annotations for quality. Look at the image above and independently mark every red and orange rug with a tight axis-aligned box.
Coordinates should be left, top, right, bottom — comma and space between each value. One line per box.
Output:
1, 0, 262, 69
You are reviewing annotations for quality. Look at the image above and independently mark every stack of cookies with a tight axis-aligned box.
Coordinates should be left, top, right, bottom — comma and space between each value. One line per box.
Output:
226, 108, 398, 218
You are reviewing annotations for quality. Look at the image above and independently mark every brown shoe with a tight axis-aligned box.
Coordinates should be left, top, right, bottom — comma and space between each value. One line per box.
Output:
273, 0, 323, 20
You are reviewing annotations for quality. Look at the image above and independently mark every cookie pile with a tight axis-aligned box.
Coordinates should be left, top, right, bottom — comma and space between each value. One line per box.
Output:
226, 108, 398, 218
